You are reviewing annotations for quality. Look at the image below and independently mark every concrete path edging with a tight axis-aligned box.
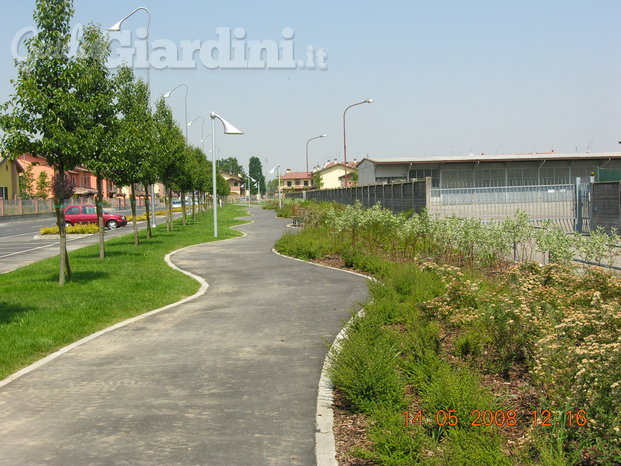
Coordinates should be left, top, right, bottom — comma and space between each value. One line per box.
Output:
0, 222, 250, 390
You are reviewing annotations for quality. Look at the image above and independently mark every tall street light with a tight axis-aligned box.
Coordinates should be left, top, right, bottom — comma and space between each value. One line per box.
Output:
109, 7, 155, 226
188, 116, 208, 151
269, 164, 281, 209
306, 134, 327, 186
210, 112, 244, 237
247, 175, 256, 205
164, 83, 190, 140
343, 98, 373, 186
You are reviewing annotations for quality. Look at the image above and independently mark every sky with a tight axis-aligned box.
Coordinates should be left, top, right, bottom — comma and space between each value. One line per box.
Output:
0, 0, 620, 179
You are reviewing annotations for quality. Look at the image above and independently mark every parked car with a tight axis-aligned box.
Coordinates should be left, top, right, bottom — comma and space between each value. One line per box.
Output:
171, 200, 182, 208
63, 205, 128, 230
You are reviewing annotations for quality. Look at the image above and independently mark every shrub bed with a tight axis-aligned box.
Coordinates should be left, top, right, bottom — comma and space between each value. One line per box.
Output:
275, 201, 621, 464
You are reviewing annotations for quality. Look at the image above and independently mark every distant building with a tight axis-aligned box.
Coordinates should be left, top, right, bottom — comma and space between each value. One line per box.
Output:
313, 160, 357, 188
17, 154, 123, 199
357, 152, 621, 188
281, 170, 312, 192
221, 172, 244, 199
0, 157, 23, 199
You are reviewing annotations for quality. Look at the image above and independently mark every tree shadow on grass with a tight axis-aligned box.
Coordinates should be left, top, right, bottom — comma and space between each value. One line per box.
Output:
27, 271, 109, 285
0, 301, 30, 324
69, 271, 109, 284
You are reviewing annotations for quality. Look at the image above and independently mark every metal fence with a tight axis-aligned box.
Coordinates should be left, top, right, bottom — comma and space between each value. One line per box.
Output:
286, 179, 596, 233
287, 179, 430, 213
429, 183, 579, 231
592, 181, 621, 232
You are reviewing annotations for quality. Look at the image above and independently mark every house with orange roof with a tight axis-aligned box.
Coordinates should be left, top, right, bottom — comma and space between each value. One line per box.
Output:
280, 169, 312, 192
313, 159, 358, 189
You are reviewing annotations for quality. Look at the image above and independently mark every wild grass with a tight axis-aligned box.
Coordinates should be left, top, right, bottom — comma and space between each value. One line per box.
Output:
0, 204, 248, 380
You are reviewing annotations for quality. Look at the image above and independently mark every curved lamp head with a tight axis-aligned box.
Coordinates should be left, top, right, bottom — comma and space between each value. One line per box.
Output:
108, 20, 123, 32
365, 98, 374, 103
211, 112, 244, 135
269, 164, 280, 174
321, 134, 327, 138
188, 116, 204, 127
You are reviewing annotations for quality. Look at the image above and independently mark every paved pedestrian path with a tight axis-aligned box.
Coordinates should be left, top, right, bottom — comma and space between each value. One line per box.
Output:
0, 207, 369, 465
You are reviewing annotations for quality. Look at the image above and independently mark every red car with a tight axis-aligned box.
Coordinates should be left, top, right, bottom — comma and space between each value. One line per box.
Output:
63, 205, 128, 230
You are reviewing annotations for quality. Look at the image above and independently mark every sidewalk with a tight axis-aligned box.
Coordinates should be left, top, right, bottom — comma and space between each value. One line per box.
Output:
0, 207, 369, 465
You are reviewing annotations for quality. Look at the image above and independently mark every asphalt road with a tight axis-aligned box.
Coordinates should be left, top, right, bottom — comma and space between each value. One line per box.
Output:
0, 206, 370, 465
0, 207, 167, 275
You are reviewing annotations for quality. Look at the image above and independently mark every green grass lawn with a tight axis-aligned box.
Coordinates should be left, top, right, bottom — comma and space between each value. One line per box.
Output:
0, 204, 249, 380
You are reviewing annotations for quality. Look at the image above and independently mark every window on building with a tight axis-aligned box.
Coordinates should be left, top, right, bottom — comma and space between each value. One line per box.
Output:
408, 169, 440, 187
234, 181, 239, 187
287, 181, 292, 187
0, 186, 7, 199
295, 180, 300, 186
303, 180, 308, 186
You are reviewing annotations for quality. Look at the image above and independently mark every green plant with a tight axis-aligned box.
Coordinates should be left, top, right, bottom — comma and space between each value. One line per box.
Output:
40, 224, 100, 235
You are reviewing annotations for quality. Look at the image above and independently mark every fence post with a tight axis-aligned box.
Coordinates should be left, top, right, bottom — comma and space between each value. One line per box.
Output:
0, 198, 3, 217
425, 177, 432, 210
574, 177, 582, 233
19, 198, 23, 215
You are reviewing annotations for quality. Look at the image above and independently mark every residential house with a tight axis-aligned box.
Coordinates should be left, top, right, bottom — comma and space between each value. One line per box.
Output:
313, 160, 358, 189
221, 172, 244, 199
0, 157, 23, 199
281, 170, 312, 192
17, 153, 124, 200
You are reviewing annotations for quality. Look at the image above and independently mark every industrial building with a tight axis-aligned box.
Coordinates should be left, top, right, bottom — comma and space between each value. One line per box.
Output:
357, 152, 621, 188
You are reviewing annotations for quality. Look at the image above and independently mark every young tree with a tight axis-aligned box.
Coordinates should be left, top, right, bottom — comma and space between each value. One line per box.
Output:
35, 171, 50, 198
312, 172, 324, 189
76, 23, 116, 259
19, 165, 35, 199
0, 0, 86, 285
248, 156, 265, 196
187, 146, 210, 220
266, 178, 279, 196
153, 98, 185, 232
111, 66, 154, 246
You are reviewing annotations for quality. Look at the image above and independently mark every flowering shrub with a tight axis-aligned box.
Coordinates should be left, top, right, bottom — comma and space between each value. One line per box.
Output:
40, 224, 100, 235
278, 201, 621, 461
422, 263, 621, 455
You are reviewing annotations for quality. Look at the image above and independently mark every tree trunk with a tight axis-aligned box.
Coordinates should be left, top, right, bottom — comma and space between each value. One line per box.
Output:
144, 183, 152, 239
130, 185, 139, 246
167, 188, 173, 232
96, 174, 105, 260
192, 191, 196, 221
55, 167, 70, 286
181, 192, 187, 226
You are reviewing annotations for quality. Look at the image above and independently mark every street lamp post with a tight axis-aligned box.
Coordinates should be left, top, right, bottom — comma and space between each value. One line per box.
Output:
269, 164, 281, 209
210, 112, 244, 238
109, 7, 156, 227
306, 134, 327, 187
343, 98, 373, 186
188, 116, 209, 151
247, 175, 256, 206
164, 83, 190, 140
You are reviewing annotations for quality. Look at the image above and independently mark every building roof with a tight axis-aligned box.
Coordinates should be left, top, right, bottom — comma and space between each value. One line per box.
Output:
316, 161, 357, 173
220, 172, 243, 181
281, 171, 311, 180
358, 152, 621, 166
